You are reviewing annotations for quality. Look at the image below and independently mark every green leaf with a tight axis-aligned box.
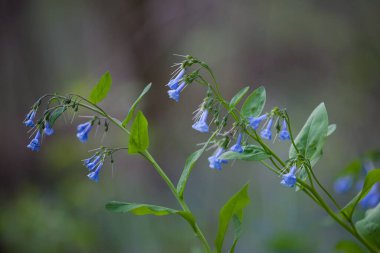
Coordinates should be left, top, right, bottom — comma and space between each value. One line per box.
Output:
219, 148, 271, 161
342, 169, 380, 218
177, 133, 216, 198
229, 213, 243, 253
106, 201, 196, 231
240, 86, 266, 118
128, 111, 149, 154
327, 124, 336, 136
289, 103, 329, 165
229, 87, 250, 109
356, 204, 380, 249
335, 240, 366, 253
48, 107, 66, 125
89, 71, 112, 104
122, 83, 152, 127
215, 184, 250, 253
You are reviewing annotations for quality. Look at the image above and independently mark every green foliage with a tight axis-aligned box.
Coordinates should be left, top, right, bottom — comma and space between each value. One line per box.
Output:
128, 111, 149, 154
215, 184, 250, 253
240, 86, 266, 118
327, 124, 337, 136
356, 204, 380, 249
335, 240, 366, 253
289, 103, 329, 166
48, 107, 66, 125
229, 213, 243, 253
219, 146, 270, 161
229, 86, 250, 109
342, 169, 380, 218
122, 83, 152, 127
89, 72, 112, 104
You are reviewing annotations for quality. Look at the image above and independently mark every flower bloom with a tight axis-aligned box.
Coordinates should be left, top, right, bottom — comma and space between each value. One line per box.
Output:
27, 131, 41, 152
230, 133, 243, 153
167, 69, 185, 89
24, 110, 36, 128
84, 155, 101, 170
260, 118, 273, 140
168, 82, 186, 102
360, 183, 380, 209
208, 147, 228, 170
87, 162, 103, 182
281, 166, 297, 188
334, 175, 353, 194
44, 122, 54, 136
279, 119, 290, 141
248, 114, 267, 130
76, 121, 92, 143
192, 109, 209, 133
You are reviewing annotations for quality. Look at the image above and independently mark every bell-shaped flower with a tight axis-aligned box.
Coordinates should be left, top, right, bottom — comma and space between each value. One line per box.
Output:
85, 155, 101, 170
44, 122, 54, 136
260, 118, 273, 140
27, 131, 41, 152
334, 175, 353, 194
278, 119, 290, 141
167, 69, 185, 89
168, 82, 186, 102
230, 133, 243, 153
192, 109, 209, 133
281, 166, 297, 188
208, 147, 228, 170
24, 110, 36, 128
87, 162, 103, 182
248, 114, 267, 130
360, 183, 380, 209
76, 121, 92, 143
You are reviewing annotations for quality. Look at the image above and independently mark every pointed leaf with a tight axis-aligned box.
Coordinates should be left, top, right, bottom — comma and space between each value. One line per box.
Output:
89, 72, 112, 104
335, 240, 366, 253
240, 86, 266, 118
219, 149, 270, 161
122, 83, 152, 127
215, 184, 250, 253
229, 86, 250, 109
356, 204, 380, 249
128, 111, 149, 154
327, 124, 336, 136
229, 212, 243, 253
48, 107, 66, 125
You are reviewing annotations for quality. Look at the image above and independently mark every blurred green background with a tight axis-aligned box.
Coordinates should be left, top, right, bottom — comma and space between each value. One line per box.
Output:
1, 0, 380, 252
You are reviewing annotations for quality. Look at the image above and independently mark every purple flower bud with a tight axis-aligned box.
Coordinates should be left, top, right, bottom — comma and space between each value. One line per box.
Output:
24, 110, 36, 128
230, 133, 243, 153
281, 166, 297, 188
334, 175, 353, 194
208, 147, 228, 170
76, 121, 92, 143
27, 131, 41, 152
167, 69, 185, 89
279, 119, 290, 141
260, 118, 273, 140
87, 162, 103, 182
248, 114, 267, 130
44, 122, 54, 136
192, 110, 209, 133
168, 82, 186, 102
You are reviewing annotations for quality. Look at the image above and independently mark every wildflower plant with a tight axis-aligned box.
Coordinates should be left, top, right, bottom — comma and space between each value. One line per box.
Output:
23, 55, 380, 253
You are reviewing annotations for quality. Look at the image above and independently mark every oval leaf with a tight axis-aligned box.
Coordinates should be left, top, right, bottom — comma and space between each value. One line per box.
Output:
122, 83, 152, 127
128, 111, 149, 154
89, 71, 112, 104
240, 86, 266, 118
229, 86, 250, 109
356, 203, 380, 249
219, 149, 270, 161
48, 107, 66, 125
215, 184, 250, 253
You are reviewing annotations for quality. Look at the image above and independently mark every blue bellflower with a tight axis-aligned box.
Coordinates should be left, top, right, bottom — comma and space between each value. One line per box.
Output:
24, 110, 36, 128
248, 114, 267, 130
334, 175, 353, 194
360, 183, 380, 209
281, 166, 297, 188
230, 133, 243, 153
168, 82, 186, 102
208, 147, 228, 170
167, 69, 185, 89
192, 109, 209, 133
27, 131, 41, 152
87, 162, 103, 182
76, 121, 92, 143
260, 118, 273, 140
44, 122, 54, 136
279, 119, 290, 141
86, 155, 101, 170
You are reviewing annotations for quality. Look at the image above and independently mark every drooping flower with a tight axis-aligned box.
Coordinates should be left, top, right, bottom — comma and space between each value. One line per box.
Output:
334, 175, 353, 194
360, 183, 380, 209
76, 121, 92, 143
44, 122, 54, 136
230, 133, 243, 153
87, 162, 103, 182
281, 166, 297, 188
278, 119, 290, 141
168, 82, 186, 102
167, 69, 185, 89
24, 110, 36, 128
27, 131, 41, 152
260, 118, 273, 140
192, 109, 209, 133
248, 114, 267, 130
208, 147, 228, 170
84, 154, 101, 170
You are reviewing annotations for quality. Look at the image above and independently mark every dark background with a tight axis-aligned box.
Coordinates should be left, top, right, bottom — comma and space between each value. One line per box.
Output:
1, 0, 380, 252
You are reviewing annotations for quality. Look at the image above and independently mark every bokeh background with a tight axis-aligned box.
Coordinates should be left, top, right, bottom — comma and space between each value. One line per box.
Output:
1, 0, 380, 252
